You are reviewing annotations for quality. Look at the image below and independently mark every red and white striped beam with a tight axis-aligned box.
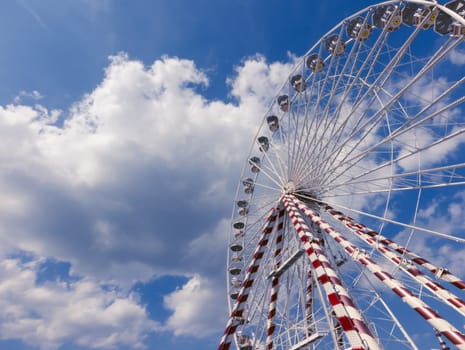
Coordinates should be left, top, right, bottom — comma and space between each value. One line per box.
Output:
324, 204, 465, 291
266, 205, 286, 350
218, 207, 279, 350
325, 205, 465, 318
290, 195, 465, 349
282, 195, 381, 350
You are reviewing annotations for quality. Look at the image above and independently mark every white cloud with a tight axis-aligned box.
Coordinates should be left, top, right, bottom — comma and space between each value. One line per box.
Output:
0, 256, 157, 350
0, 53, 292, 282
14, 90, 44, 104
449, 48, 465, 65
0, 53, 294, 347
229, 54, 295, 105
392, 192, 465, 279
163, 274, 227, 337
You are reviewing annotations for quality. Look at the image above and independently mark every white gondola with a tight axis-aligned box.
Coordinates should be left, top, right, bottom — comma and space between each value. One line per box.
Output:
229, 266, 241, 275
306, 53, 325, 72
249, 157, 261, 173
257, 136, 269, 152
242, 178, 255, 194
290, 74, 306, 92
231, 277, 242, 289
266, 115, 279, 132
277, 95, 289, 112
230, 243, 243, 252
325, 35, 346, 56
233, 221, 245, 230
237, 200, 249, 216
347, 17, 373, 41
402, 3, 437, 29
373, 5, 402, 31
231, 253, 243, 262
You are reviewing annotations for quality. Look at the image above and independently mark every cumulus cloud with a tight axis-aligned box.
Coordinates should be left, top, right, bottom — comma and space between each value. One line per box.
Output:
163, 274, 227, 337
0, 53, 292, 281
449, 48, 465, 65
391, 190, 465, 279
0, 256, 157, 349
0, 53, 294, 347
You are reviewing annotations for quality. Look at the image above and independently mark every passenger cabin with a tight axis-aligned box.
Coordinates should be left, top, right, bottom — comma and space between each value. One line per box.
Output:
402, 3, 437, 29
230, 243, 243, 252
347, 17, 373, 41
266, 115, 279, 132
229, 266, 241, 275
234, 230, 245, 239
277, 95, 289, 112
231, 253, 243, 262
433, 0, 465, 35
233, 222, 245, 230
290, 74, 306, 92
373, 5, 402, 31
242, 178, 255, 194
237, 200, 249, 217
231, 277, 242, 288
325, 35, 346, 56
238, 207, 248, 216
249, 157, 261, 173
257, 136, 270, 152
306, 54, 325, 72
233, 221, 245, 239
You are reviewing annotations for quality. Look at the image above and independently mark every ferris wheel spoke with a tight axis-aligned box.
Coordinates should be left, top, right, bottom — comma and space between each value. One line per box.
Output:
322, 201, 465, 318
317, 20, 431, 160
310, 41, 362, 151
317, 36, 463, 184
290, 45, 331, 180
290, 194, 465, 349
296, 27, 349, 169
267, 140, 292, 184
323, 204, 465, 291
319, 181, 465, 199
296, 27, 383, 177
325, 165, 465, 194
248, 159, 286, 190
328, 130, 463, 196
322, 115, 465, 191
320, 198, 465, 244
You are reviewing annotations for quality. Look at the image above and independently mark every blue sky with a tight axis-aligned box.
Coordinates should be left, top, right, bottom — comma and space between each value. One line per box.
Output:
1, 1, 463, 350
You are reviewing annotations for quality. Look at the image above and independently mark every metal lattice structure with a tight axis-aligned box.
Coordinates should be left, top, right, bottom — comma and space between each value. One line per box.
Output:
220, 1, 465, 349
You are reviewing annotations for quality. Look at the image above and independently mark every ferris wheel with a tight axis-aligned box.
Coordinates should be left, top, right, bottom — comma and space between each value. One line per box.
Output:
218, 0, 465, 349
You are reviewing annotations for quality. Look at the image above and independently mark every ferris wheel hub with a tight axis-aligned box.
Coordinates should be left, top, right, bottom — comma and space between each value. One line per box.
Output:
284, 181, 296, 193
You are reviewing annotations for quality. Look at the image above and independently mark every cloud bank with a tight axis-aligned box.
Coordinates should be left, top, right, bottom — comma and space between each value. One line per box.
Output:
0, 53, 293, 348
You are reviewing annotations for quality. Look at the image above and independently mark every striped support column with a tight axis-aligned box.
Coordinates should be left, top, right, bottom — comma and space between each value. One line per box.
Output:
282, 195, 381, 350
325, 206, 465, 318
324, 204, 465, 291
266, 205, 286, 350
291, 196, 465, 349
218, 207, 279, 350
